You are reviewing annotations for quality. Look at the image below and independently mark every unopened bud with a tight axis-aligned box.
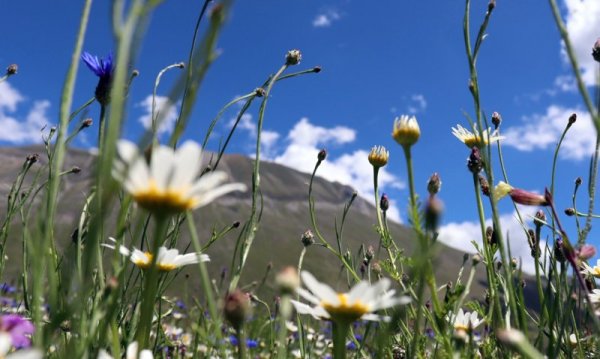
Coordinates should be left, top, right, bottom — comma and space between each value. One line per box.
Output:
301, 229, 314, 247
427, 173, 442, 195
223, 289, 251, 330
71, 166, 81, 174
313, 66, 322, 73
479, 175, 490, 196
593, 38, 600, 63
26, 154, 39, 164
380, 193, 390, 212
534, 210, 546, 227
276, 267, 299, 295
232, 221, 240, 228
254, 88, 265, 97
564, 208, 576, 216
491, 111, 501, 129
488, 0, 496, 11
368, 146, 389, 167
6, 64, 18, 76
568, 113, 577, 127
81, 118, 93, 128
317, 149, 327, 162
576, 244, 596, 261
554, 240, 566, 263
467, 147, 483, 174
285, 49, 302, 66
511, 257, 518, 269
365, 245, 375, 263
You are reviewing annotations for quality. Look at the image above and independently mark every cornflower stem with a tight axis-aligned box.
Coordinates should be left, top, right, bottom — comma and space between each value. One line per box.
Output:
533, 225, 548, 339
229, 63, 288, 292
236, 327, 247, 359
331, 321, 350, 359
373, 166, 399, 275
151, 62, 184, 144
277, 295, 292, 359
581, 138, 600, 241
135, 214, 169, 350
550, 122, 572, 197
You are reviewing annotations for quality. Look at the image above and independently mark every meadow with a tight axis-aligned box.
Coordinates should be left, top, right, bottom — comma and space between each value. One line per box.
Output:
0, 0, 599, 358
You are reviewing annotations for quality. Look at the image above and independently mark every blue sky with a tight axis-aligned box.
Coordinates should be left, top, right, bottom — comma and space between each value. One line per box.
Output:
1, 0, 600, 273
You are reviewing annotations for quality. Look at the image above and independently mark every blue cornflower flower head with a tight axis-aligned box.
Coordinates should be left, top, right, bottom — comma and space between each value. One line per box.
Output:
246, 339, 258, 348
0, 283, 16, 294
346, 341, 357, 350
81, 51, 114, 105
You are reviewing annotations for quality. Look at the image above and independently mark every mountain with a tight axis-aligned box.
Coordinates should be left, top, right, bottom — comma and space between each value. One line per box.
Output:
0, 146, 537, 308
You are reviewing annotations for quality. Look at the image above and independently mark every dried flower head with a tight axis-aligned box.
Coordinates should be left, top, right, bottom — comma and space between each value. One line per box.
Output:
380, 193, 390, 212
5, 64, 18, 76
224, 290, 252, 330
301, 229, 315, 247
392, 115, 420, 148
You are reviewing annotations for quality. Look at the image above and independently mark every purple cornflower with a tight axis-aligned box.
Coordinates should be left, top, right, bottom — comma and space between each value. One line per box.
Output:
0, 314, 34, 348
81, 51, 114, 105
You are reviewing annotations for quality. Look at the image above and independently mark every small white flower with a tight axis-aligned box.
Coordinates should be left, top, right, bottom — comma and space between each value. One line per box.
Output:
291, 271, 410, 323
581, 259, 600, 278
448, 308, 483, 333
452, 124, 504, 148
104, 238, 209, 271
113, 140, 246, 214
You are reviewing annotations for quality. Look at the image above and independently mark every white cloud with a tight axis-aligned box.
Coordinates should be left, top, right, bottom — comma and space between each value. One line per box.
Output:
268, 117, 405, 222
438, 206, 544, 274
502, 105, 595, 160
312, 9, 341, 28
560, 0, 600, 86
0, 82, 51, 143
137, 95, 179, 135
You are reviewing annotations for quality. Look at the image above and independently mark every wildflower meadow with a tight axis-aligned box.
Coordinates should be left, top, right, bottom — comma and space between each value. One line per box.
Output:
1, 0, 600, 358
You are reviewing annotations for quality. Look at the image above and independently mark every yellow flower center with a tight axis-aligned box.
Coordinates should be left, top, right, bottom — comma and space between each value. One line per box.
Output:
132, 180, 196, 213
392, 127, 420, 147
133, 252, 153, 269
132, 252, 177, 271
454, 324, 470, 332
321, 293, 370, 323
592, 267, 600, 278
463, 136, 483, 148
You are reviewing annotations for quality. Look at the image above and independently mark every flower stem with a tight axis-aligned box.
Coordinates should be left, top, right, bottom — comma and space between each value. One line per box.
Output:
135, 215, 169, 350
331, 322, 349, 359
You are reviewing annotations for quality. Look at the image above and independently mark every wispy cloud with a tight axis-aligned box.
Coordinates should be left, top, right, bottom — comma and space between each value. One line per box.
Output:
407, 94, 427, 114
502, 105, 594, 160
438, 206, 543, 274
312, 9, 341, 28
137, 95, 179, 136
227, 113, 280, 158
0, 82, 51, 143
558, 0, 600, 87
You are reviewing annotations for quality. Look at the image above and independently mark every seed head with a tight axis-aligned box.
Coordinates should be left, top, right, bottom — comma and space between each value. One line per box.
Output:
254, 88, 266, 97
568, 113, 577, 127
82, 118, 93, 128
564, 208, 576, 216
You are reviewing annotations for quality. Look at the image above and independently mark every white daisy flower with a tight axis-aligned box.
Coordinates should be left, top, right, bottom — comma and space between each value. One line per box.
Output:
104, 238, 209, 271
290, 271, 410, 323
98, 341, 153, 359
448, 308, 483, 333
588, 289, 600, 305
581, 259, 600, 278
113, 140, 246, 214
451, 124, 504, 148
